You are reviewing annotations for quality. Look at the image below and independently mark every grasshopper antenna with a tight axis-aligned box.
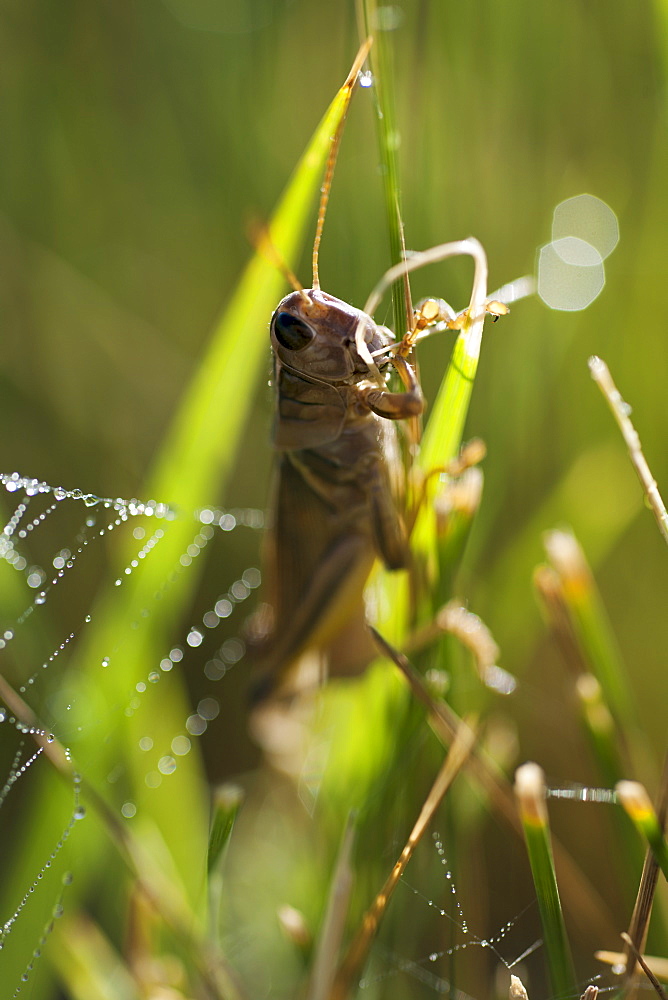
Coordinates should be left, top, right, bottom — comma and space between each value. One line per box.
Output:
312, 37, 373, 291
251, 220, 311, 306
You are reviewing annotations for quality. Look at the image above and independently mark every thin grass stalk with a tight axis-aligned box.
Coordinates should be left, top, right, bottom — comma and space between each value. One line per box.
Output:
534, 563, 631, 792
208, 784, 244, 876
307, 815, 356, 1000
575, 674, 632, 801
359, 0, 411, 338
514, 762, 576, 998
589, 356, 668, 547
622, 755, 668, 975
329, 719, 477, 1000
621, 932, 668, 999
543, 529, 635, 729
432, 461, 484, 612
617, 781, 668, 882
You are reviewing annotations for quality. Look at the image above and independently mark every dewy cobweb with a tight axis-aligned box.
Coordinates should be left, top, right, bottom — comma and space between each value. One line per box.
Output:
0, 470, 263, 994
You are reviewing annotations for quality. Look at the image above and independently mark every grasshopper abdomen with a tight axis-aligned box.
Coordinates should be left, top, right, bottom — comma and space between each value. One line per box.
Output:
251, 289, 423, 699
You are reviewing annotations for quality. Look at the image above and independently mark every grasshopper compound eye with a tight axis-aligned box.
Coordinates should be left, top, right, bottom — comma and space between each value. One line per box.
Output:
273, 312, 314, 351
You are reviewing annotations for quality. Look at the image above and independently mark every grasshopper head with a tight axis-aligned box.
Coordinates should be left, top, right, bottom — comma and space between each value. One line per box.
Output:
271, 289, 392, 383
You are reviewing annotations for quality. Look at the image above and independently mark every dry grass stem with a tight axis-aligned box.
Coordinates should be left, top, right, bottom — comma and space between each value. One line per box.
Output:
621, 932, 668, 999
589, 356, 668, 546
329, 720, 477, 1000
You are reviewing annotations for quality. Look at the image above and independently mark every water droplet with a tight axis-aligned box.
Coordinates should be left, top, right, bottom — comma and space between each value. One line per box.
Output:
230, 580, 249, 601
157, 755, 176, 775
171, 735, 191, 756
221, 638, 245, 663
186, 714, 207, 736
214, 598, 233, 618
242, 567, 261, 589
197, 697, 219, 720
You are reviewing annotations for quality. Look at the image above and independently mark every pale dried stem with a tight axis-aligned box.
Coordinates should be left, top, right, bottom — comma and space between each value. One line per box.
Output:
589, 356, 668, 546
329, 717, 477, 1000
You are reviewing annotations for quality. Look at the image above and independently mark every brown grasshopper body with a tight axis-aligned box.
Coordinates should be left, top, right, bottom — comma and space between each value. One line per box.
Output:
252, 288, 423, 700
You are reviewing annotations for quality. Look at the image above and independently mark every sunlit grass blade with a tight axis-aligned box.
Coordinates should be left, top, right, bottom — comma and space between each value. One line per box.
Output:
432, 455, 485, 612
50, 914, 136, 1000
208, 783, 244, 876
617, 781, 668, 882
514, 762, 576, 998
307, 815, 356, 1000
543, 528, 635, 729
575, 673, 625, 788
0, 46, 371, 997
360, 0, 411, 335
534, 563, 627, 785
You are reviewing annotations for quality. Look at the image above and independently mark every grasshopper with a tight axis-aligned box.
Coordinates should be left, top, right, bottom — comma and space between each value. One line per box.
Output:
251, 45, 525, 702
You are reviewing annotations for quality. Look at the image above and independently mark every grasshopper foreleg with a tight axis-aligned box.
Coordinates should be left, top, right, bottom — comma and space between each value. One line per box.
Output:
359, 355, 423, 420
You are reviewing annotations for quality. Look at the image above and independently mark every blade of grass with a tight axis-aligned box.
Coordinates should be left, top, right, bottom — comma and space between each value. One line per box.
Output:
359, 0, 411, 336
208, 784, 244, 876
514, 762, 576, 998
543, 528, 636, 730
617, 780, 668, 881
622, 755, 668, 974
0, 46, 372, 996
307, 814, 356, 1000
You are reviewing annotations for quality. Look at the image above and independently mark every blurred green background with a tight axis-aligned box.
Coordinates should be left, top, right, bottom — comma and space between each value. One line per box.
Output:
1, 0, 668, 997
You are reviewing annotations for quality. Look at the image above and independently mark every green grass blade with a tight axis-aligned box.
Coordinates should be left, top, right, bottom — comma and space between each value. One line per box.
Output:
362, 0, 411, 335
0, 59, 364, 997
208, 784, 244, 876
617, 781, 668, 881
515, 762, 577, 998
543, 529, 635, 727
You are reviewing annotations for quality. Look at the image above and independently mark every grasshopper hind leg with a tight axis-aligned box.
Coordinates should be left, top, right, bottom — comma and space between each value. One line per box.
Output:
249, 530, 376, 703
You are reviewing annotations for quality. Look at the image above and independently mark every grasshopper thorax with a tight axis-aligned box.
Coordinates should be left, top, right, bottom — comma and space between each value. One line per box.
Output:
270, 289, 392, 383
